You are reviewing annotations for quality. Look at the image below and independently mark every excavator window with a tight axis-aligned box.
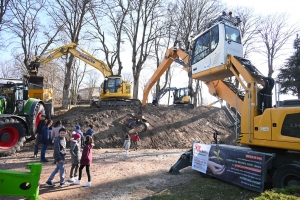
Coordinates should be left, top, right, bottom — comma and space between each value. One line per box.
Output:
211, 25, 219, 51
107, 79, 116, 93
191, 25, 219, 65
225, 25, 241, 44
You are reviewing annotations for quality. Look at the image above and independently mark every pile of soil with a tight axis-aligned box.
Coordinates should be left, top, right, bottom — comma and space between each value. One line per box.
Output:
51, 105, 238, 149
1, 105, 241, 200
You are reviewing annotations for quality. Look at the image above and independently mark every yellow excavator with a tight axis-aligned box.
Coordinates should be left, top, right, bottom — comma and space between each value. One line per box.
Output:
29, 42, 141, 108
143, 11, 300, 190
152, 87, 194, 108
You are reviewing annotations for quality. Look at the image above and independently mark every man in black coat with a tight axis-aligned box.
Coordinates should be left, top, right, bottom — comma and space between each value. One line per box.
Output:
33, 114, 46, 158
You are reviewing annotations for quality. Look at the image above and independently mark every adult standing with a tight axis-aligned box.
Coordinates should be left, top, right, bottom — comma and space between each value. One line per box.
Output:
33, 114, 46, 158
40, 119, 53, 162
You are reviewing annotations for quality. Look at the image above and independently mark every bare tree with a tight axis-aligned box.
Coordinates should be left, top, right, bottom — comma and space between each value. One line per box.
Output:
257, 13, 299, 77
121, 71, 133, 83
152, 3, 175, 98
124, 0, 164, 99
233, 6, 260, 58
7, 0, 46, 72
83, 69, 100, 100
70, 60, 87, 105
0, 0, 10, 32
89, 0, 130, 75
0, 60, 21, 78
46, 0, 93, 109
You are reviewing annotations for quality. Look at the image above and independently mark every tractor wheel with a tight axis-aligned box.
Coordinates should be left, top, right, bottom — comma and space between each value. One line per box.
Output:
0, 117, 26, 156
30, 102, 45, 138
272, 164, 300, 188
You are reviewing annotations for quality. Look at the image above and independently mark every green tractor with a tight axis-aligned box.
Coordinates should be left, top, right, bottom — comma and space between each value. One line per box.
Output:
0, 78, 45, 156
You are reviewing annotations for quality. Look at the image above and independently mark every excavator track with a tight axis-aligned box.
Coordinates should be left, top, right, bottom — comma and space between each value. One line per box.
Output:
95, 98, 143, 115
98, 98, 141, 107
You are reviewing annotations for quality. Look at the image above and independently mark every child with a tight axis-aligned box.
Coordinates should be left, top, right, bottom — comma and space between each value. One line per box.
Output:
123, 134, 131, 157
83, 124, 94, 137
130, 132, 140, 151
45, 127, 69, 187
75, 125, 84, 148
74, 135, 94, 187
69, 133, 82, 182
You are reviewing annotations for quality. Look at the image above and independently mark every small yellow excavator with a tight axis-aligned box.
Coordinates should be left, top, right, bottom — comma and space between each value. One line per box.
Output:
152, 87, 194, 108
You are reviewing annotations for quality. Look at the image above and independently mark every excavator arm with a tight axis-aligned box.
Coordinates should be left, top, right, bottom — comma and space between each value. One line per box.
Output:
30, 42, 112, 77
142, 45, 190, 106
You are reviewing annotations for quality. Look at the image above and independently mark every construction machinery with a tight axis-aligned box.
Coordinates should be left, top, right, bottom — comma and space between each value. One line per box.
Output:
25, 75, 53, 119
143, 11, 300, 191
0, 78, 45, 156
152, 87, 194, 108
29, 43, 141, 109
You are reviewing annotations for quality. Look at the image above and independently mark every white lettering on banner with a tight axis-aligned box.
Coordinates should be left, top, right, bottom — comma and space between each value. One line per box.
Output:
192, 143, 211, 174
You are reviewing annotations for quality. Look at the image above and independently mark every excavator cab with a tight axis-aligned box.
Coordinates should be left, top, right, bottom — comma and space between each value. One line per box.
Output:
173, 87, 190, 104
100, 75, 131, 100
190, 11, 243, 82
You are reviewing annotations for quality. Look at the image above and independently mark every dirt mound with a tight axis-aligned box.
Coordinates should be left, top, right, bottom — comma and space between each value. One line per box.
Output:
52, 105, 238, 149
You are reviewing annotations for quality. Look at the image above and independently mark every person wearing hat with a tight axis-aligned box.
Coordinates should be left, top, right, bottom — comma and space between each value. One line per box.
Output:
69, 133, 82, 182
33, 114, 47, 158
75, 125, 84, 148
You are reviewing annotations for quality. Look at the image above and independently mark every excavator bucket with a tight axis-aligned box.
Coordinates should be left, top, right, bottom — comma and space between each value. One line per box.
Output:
26, 76, 44, 89
125, 113, 149, 134
169, 149, 193, 174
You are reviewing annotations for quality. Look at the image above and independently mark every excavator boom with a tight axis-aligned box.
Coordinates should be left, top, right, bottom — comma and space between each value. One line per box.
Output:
142, 45, 190, 106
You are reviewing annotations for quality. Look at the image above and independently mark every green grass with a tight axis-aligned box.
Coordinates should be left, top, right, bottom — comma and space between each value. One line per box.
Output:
144, 177, 300, 200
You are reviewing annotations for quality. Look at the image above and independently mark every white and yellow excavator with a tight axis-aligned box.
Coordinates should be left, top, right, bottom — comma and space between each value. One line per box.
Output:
29, 42, 141, 108
143, 10, 300, 190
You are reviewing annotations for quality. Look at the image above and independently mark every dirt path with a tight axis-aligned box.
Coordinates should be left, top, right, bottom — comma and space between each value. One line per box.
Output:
1, 148, 200, 200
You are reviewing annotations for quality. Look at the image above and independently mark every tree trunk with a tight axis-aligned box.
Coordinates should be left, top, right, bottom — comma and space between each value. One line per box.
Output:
62, 55, 74, 109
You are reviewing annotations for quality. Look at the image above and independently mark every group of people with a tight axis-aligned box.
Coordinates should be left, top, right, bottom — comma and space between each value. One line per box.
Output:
123, 132, 140, 157
33, 114, 142, 187
45, 128, 94, 187
32, 114, 95, 187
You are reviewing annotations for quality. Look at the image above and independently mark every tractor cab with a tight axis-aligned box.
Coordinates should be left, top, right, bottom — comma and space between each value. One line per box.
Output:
190, 11, 243, 82
0, 79, 28, 115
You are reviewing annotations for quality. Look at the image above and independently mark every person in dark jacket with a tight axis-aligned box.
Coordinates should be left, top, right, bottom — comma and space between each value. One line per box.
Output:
73, 136, 94, 187
69, 133, 82, 182
40, 119, 53, 162
83, 124, 94, 137
45, 127, 69, 187
33, 114, 46, 158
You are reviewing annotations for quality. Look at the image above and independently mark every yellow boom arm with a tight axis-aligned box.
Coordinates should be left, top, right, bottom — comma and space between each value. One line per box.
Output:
142, 46, 190, 106
32, 42, 112, 77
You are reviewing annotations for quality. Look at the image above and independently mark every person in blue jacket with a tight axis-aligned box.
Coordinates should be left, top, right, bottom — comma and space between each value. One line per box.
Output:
40, 119, 53, 162
83, 124, 94, 137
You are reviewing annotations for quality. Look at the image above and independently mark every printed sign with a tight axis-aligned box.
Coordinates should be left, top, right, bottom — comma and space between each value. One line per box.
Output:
192, 143, 266, 192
